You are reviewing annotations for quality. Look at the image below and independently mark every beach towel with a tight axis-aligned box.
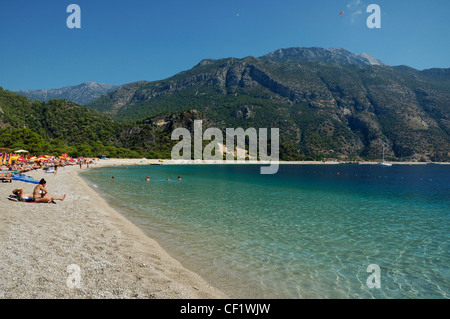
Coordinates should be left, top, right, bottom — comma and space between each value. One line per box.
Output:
7, 194, 56, 204
8, 195, 19, 202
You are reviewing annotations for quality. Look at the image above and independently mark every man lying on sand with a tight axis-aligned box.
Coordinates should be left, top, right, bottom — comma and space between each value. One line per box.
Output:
12, 179, 66, 203
12, 188, 34, 202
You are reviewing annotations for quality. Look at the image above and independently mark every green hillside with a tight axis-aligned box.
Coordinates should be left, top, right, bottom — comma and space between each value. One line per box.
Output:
86, 50, 450, 161
0, 88, 138, 158
3, 47, 450, 161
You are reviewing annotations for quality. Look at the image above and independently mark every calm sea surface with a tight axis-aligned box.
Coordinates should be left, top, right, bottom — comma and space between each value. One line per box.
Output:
81, 164, 449, 299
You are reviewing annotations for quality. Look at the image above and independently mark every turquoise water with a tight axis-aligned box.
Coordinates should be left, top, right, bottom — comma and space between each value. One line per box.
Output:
81, 164, 450, 299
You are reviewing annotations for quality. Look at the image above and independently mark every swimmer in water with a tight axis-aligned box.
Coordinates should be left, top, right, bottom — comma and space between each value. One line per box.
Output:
145, 176, 150, 181
178, 176, 182, 181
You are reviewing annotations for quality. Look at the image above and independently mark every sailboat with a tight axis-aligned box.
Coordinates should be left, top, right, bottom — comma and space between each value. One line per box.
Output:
378, 144, 392, 167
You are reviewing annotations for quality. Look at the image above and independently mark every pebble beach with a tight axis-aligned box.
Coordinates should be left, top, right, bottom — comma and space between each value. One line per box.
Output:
0, 159, 227, 299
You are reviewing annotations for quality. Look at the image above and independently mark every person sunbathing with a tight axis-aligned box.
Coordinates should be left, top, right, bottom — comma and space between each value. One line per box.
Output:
12, 188, 34, 202
33, 179, 66, 203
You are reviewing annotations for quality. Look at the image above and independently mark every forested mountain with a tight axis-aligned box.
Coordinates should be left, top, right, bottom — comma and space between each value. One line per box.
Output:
0, 88, 214, 159
2, 47, 449, 161
85, 47, 450, 161
0, 88, 137, 157
16, 82, 119, 105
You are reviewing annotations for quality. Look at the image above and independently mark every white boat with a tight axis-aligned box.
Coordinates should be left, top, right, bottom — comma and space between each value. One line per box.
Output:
379, 161, 392, 167
378, 144, 392, 167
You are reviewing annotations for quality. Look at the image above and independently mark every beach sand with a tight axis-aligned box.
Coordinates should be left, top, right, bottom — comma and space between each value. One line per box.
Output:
0, 161, 227, 299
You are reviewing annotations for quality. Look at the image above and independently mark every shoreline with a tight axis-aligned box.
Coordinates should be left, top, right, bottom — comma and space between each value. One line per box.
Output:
0, 163, 227, 299
97, 159, 450, 167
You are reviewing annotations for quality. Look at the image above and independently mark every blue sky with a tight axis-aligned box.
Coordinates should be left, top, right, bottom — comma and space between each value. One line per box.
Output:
0, 0, 448, 91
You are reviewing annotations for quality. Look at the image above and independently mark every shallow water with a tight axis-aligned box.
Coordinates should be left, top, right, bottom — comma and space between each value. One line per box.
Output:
82, 164, 450, 299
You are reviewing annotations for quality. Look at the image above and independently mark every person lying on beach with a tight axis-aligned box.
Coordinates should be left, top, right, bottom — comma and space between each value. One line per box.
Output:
12, 188, 35, 202
33, 179, 66, 203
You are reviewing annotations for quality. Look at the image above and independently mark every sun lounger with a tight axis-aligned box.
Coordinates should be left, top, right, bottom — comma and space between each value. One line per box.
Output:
1, 177, 13, 183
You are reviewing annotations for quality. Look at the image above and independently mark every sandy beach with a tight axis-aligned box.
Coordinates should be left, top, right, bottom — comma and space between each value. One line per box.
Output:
0, 160, 227, 299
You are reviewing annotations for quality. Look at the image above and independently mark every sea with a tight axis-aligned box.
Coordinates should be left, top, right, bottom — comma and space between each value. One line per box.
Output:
81, 164, 450, 299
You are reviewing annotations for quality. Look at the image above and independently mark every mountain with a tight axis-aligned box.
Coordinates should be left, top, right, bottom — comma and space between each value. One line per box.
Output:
16, 82, 120, 105
0, 87, 200, 159
261, 47, 389, 66
112, 110, 218, 159
0, 87, 140, 158
86, 47, 450, 161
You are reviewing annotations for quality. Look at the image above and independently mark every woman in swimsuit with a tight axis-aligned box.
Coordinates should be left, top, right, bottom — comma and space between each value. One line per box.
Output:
33, 179, 66, 203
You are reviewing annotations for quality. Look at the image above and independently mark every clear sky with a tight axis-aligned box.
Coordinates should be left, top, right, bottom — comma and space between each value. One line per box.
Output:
0, 0, 448, 91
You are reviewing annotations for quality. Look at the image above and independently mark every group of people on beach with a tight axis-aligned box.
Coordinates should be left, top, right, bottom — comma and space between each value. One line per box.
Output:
2, 159, 72, 204
2, 159, 67, 176
12, 179, 66, 204
3, 162, 43, 174
78, 158, 94, 169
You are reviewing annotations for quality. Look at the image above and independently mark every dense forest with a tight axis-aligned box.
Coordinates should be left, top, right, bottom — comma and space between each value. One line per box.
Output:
0, 88, 140, 158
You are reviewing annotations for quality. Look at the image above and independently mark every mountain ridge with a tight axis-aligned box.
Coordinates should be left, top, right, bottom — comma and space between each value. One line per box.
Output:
3, 46, 448, 161
85, 47, 450, 161
16, 82, 120, 105
261, 47, 389, 66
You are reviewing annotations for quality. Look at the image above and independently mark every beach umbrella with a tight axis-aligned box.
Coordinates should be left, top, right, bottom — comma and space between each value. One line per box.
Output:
15, 150, 29, 154
17, 157, 27, 163
1, 148, 13, 157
